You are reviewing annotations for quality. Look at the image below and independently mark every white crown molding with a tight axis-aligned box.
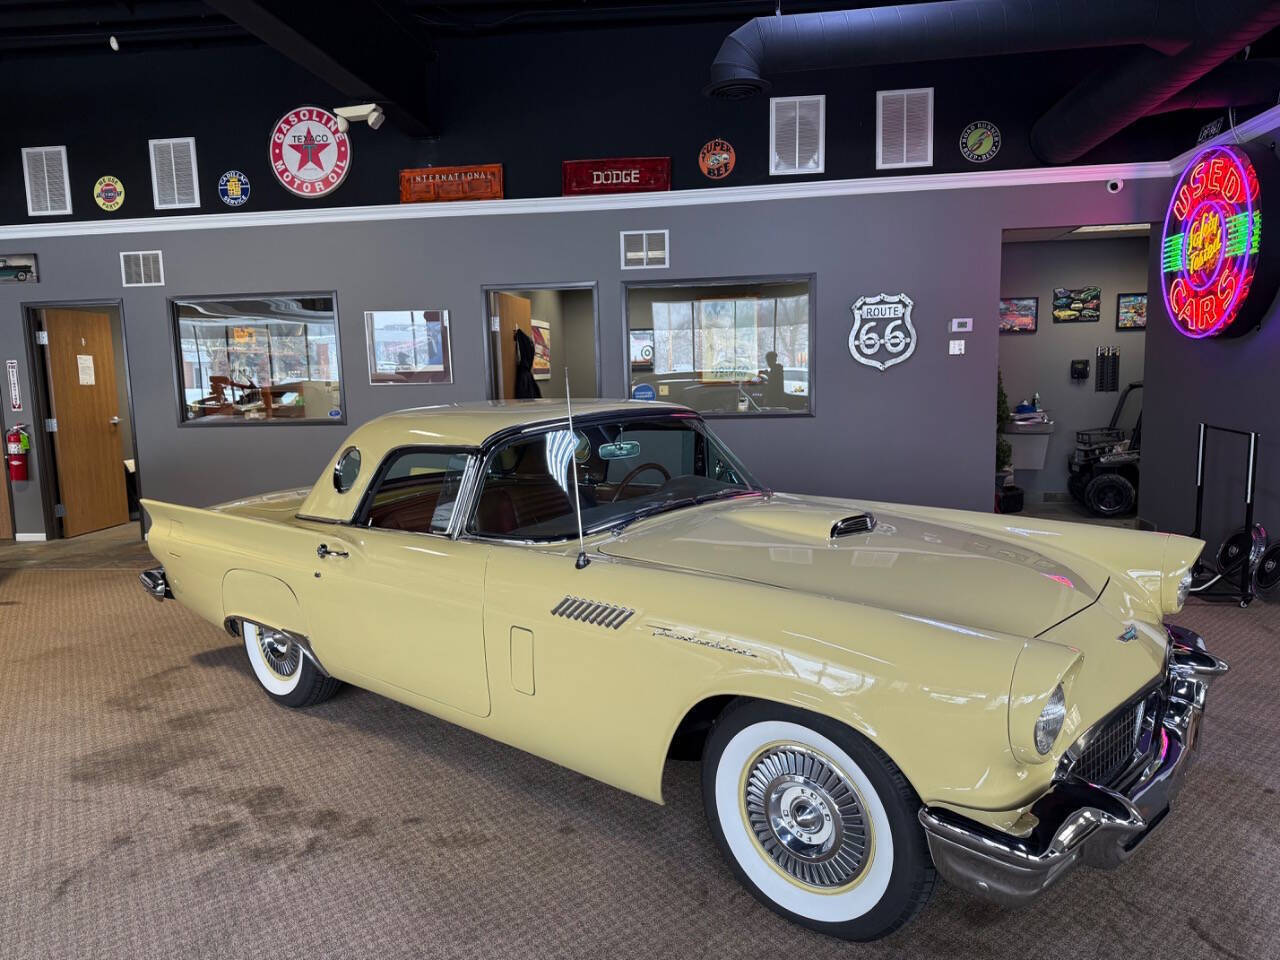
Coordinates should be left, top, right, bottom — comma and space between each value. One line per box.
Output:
0, 157, 1189, 242
1169, 102, 1280, 170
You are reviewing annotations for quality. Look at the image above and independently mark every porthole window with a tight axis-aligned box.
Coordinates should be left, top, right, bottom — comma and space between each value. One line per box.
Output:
334, 447, 362, 493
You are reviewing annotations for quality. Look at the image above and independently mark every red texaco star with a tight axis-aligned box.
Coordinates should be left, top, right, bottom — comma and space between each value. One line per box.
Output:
290, 129, 329, 170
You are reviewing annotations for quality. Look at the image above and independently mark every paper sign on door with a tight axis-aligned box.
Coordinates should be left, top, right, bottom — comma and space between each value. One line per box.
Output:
77, 354, 95, 386
6, 359, 21, 411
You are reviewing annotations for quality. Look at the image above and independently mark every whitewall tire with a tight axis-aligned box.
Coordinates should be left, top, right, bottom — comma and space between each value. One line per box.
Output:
701, 700, 935, 941
241, 621, 342, 708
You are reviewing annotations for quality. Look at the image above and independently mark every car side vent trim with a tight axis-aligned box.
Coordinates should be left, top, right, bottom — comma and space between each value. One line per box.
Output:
830, 513, 876, 538
551, 596, 635, 629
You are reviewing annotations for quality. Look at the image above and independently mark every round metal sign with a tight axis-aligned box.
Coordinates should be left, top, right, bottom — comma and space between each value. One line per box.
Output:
269, 106, 351, 198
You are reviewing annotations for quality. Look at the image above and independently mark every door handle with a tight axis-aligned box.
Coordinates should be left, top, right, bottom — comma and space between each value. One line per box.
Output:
316, 543, 349, 559
109, 416, 121, 425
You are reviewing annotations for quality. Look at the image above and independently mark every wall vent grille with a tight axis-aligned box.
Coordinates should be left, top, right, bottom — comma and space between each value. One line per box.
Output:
620, 229, 669, 269
877, 88, 934, 170
22, 146, 71, 216
551, 596, 635, 629
149, 137, 200, 209
771, 95, 825, 176
120, 250, 165, 287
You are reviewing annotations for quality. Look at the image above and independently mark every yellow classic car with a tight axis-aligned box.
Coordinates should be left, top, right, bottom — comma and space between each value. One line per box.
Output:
139, 400, 1226, 941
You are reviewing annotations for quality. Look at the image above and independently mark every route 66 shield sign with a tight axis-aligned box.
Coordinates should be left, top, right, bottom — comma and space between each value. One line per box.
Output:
849, 293, 917, 371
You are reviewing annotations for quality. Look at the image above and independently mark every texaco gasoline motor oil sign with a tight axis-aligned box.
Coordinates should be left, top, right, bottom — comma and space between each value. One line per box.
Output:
269, 107, 351, 198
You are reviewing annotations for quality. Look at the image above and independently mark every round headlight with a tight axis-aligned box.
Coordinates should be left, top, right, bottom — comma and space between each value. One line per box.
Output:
1034, 683, 1066, 755
1176, 569, 1194, 609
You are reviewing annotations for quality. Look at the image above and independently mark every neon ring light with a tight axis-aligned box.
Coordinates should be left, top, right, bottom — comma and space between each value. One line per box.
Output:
1161, 144, 1267, 339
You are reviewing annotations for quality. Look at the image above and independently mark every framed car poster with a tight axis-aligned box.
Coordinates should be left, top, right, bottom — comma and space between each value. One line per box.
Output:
1116, 293, 1147, 330
998, 296, 1037, 334
531, 319, 551, 380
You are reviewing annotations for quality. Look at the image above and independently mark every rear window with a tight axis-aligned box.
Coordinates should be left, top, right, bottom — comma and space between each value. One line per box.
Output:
361, 449, 471, 535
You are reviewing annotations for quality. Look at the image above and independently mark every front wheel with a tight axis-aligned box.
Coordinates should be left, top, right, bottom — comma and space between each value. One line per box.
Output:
701, 700, 935, 941
243, 621, 341, 708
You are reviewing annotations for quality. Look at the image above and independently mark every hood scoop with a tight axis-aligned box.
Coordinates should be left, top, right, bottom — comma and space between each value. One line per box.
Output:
830, 512, 876, 539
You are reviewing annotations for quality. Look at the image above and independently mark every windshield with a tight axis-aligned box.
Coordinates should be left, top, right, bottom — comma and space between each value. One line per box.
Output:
469, 414, 760, 540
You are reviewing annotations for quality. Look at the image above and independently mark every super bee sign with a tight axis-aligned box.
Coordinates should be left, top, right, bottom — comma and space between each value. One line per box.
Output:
848, 293, 917, 371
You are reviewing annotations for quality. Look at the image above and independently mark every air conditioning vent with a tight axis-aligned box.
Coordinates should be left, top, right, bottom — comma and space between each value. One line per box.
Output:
830, 513, 877, 538
149, 137, 200, 209
21, 146, 72, 216
551, 596, 635, 630
770, 95, 825, 176
877, 88, 934, 170
120, 250, 164, 287
620, 229, 668, 269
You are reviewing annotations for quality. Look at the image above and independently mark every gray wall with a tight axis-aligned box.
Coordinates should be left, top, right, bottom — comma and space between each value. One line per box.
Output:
0, 175, 1171, 538
1142, 226, 1280, 548
999, 237, 1149, 499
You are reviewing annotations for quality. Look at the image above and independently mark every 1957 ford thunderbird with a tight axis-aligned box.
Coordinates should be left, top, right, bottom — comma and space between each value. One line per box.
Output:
139, 400, 1226, 941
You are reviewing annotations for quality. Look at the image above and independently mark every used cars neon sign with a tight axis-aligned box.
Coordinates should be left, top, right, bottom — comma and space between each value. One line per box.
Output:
1160, 143, 1279, 338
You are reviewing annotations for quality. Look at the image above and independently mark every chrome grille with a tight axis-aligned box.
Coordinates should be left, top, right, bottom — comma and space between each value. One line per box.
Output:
550, 596, 634, 629
1072, 698, 1146, 786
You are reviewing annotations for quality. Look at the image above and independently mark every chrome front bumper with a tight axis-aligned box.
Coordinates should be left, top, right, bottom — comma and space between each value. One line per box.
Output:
139, 566, 173, 601
919, 626, 1227, 907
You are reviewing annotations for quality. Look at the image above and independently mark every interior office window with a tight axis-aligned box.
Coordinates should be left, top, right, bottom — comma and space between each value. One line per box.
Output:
626, 279, 812, 416
365, 310, 453, 384
174, 294, 343, 424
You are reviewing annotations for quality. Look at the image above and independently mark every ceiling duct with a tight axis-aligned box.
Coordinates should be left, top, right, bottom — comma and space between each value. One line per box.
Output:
703, 1, 1193, 99
704, 0, 1280, 161
1145, 59, 1280, 115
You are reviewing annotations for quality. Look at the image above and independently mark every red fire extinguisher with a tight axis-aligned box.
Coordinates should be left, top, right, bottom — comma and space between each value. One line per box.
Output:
6, 423, 29, 482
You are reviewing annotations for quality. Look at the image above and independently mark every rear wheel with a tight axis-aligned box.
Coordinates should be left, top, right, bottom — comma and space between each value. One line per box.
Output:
701, 700, 935, 941
1084, 473, 1135, 517
243, 622, 341, 708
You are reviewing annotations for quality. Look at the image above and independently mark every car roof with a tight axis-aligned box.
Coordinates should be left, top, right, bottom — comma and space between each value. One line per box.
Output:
297, 399, 689, 522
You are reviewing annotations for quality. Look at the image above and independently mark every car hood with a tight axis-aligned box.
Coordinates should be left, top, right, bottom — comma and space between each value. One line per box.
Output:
598, 493, 1113, 638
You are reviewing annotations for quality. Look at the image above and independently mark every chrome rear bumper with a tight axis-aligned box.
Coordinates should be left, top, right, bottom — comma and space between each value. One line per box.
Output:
919, 626, 1226, 907
139, 566, 173, 601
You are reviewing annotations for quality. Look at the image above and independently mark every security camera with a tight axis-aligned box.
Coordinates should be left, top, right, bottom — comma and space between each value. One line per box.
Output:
1106, 178, 1124, 194
334, 103, 385, 131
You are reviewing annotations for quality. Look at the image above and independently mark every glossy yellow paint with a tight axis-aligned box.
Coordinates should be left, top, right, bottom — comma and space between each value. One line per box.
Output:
140, 401, 1203, 841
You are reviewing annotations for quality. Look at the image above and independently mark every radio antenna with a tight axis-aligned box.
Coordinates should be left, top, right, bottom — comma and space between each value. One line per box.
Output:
565, 369, 590, 569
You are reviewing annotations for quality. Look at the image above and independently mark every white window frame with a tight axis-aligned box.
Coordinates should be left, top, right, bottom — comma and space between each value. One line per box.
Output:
21, 145, 72, 217
148, 137, 201, 210
876, 87, 934, 170
619, 230, 670, 270
119, 250, 166, 287
769, 95, 826, 177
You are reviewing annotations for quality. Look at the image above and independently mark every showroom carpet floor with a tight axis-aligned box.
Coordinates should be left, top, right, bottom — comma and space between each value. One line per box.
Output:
1, 566, 1277, 960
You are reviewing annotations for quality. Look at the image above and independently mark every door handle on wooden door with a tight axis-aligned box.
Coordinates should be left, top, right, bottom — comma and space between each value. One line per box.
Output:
109, 416, 121, 426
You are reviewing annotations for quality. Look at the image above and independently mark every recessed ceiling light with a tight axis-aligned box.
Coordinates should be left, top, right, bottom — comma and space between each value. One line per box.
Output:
1071, 223, 1151, 234
109, 35, 119, 51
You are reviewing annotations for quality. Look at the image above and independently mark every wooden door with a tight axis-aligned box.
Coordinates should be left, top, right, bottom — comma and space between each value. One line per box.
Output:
492, 292, 532, 400
43, 310, 129, 537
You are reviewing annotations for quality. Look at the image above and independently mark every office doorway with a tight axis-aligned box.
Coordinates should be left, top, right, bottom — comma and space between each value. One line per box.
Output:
25, 303, 139, 539
485, 285, 599, 400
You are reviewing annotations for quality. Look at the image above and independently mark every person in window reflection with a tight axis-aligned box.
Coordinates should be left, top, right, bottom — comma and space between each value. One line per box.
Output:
763, 351, 785, 407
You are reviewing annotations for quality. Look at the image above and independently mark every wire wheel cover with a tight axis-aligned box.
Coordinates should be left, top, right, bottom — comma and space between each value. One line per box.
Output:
743, 744, 869, 889
258, 628, 301, 679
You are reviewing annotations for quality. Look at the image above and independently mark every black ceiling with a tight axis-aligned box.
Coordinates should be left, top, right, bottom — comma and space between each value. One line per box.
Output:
0, 1, 937, 54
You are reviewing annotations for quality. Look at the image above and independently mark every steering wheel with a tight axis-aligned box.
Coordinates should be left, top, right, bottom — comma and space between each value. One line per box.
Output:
611, 462, 671, 502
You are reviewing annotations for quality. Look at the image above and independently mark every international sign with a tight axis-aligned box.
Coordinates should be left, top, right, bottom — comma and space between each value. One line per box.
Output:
1161, 142, 1280, 338
562, 157, 671, 196
849, 293, 917, 371
400, 165, 504, 203
269, 107, 351, 198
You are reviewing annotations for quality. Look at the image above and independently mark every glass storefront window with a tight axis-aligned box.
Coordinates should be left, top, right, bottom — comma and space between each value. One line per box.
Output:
626, 279, 812, 415
174, 294, 343, 424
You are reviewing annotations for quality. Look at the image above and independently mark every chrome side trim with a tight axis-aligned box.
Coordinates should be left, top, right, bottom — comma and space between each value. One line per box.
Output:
139, 566, 173, 601
550, 595, 634, 629
919, 627, 1226, 908
223, 616, 332, 678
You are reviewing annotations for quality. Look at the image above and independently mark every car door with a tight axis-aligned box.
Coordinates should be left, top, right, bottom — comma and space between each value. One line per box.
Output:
301, 448, 492, 718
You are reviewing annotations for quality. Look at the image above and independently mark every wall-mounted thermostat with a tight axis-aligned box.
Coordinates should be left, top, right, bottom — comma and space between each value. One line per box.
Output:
950, 318, 973, 333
